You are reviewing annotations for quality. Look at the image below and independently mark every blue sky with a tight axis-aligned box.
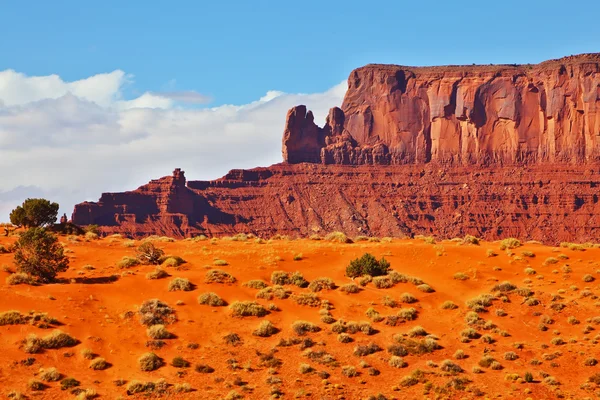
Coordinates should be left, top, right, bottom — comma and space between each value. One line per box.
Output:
0, 0, 598, 219
2, 0, 598, 106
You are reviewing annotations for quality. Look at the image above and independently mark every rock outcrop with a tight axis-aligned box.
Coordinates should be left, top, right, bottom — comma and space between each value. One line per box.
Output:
283, 53, 600, 165
72, 54, 600, 243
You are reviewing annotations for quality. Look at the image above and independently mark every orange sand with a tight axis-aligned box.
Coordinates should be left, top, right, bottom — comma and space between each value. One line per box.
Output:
1, 235, 599, 399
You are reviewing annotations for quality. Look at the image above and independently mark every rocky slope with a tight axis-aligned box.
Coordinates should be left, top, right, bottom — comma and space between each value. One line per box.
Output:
72, 54, 600, 243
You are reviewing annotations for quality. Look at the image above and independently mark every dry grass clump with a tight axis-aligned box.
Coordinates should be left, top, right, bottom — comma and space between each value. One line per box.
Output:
353, 342, 382, 356
270, 271, 308, 287
39, 367, 61, 382
89, 357, 109, 370
126, 380, 155, 394
461, 235, 480, 245
466, 294, 495, 312
213, 259, 228, 266
147, 324, 173, 339
138, 299, 176, 326
460, 328, 481, 340
60, 377, 80, 390
339, 283, 360, 294
324, 231, 352, 243
453, 272, 469, 280
198, 292, 227, 306
256, 285, 291, 300
41, 330, 78, 349
441, 300, 458, 310
292, 320, 320, 336
168, 277, 193, 292
583, 274, 595, 282
138, 352, 164, 371
27, 379, 47, 391
292, 292, 321, 307
229, 301, 269, 317
145, 267, 169, 280
388, 356, 408, 368
416, 283, 434, 293
337, 333, 353, 343
205, 269, 236, 284
243, 279, 268, 289
341, 365, 358, 377
6, 272, 36, 285
373, 276, 394, 289
308, 277, 336, 292
117, 256, 140, 269
500, 238, 521, 250
440, 359, 463, 373
407, 325, 428, 337
397, 307, 419, 321
544, 257, 559, 266
159, 255, 186, 267
253, 320, 279, 337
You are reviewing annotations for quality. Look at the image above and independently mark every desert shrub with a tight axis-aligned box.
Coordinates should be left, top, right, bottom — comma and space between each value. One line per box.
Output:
416, 283, 434, 293
359, 275, 373, 286
503, 351, 518, 361
454, 349, 467, 360
198, 292, 227, 306
500, 238, 521, 250
466, 294, 495, 311
13, 228, 69, 282
341, 365, 358, 377
339, 283, 360, 294
117, 256, 139, 269
256, 285, 291, 300
170, 356, 190, 368
480, 334, 494, 344
0, 310, 27, 325
80, 348, 94, 359
389, 356, 408, 368
407, 326, 427, 337
138, 352, 163, 371
353, 342, 382, 356
292, 292, 321, 307
453, 272, 469, 280
243, 279, 268, 289
544, 257, 559, 265
372, 276, 394, 289
145, 267, 169, 280
60, 377, 80, 390
253, 320, 279, 337
89, 357, 109, 370
462, 235, 480, 245
337, 333, 353, 343
126, 380, 155, 394
213, 259, 228, 266
292, 320, 320, 336
440, 359, 463, 373
223, 333, 242, 346
6, 272, 36, 285
39, 367, 61, 382
365, 308, 384, 322
441, 300, 458, 310
325, 231, 351, 243
41, 330, 78, 349
387, 344, 408, 357
229, 301, 269, 317
136, 242, 164, 265
461, 328, 480, 340
205, 269, 236, 284
346, 253, 390, 278
147, 324, 173, 339
397, 307, 418, 321
138, 299, 176, 326
28, 379, 47, 391
168, 277, 193, 291
308, 277, 335, 292
10, 198, 59, 228
583, 274, 595, 282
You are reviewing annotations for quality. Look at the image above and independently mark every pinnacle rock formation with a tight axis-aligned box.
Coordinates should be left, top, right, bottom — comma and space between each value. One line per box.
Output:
72, 54, 600, 243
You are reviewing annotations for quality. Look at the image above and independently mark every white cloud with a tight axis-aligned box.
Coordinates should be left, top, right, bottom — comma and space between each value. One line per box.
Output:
0, 69, 346, 221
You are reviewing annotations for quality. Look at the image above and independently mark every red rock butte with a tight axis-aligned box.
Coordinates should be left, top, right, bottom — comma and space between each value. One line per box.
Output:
73, 54, 600, 243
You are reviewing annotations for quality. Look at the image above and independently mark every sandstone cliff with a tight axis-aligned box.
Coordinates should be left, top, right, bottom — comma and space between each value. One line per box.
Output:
283, 54, 600, 165
72, 54, 600, 243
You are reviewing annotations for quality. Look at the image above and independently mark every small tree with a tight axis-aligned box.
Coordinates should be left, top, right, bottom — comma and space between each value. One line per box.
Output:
13, 227, 69, 282
346, 253, 390, 278
10, 198, 59, 228
136, 242, 164, 265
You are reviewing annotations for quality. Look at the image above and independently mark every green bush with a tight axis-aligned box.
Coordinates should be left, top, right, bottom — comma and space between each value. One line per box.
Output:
13, 228, 69, 283
10, 198, 59, 228
346, 253, 390, 278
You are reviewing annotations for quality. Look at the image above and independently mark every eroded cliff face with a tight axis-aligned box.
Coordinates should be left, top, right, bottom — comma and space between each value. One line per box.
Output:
283, 54, 600, 165
72, 54, 600, 243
